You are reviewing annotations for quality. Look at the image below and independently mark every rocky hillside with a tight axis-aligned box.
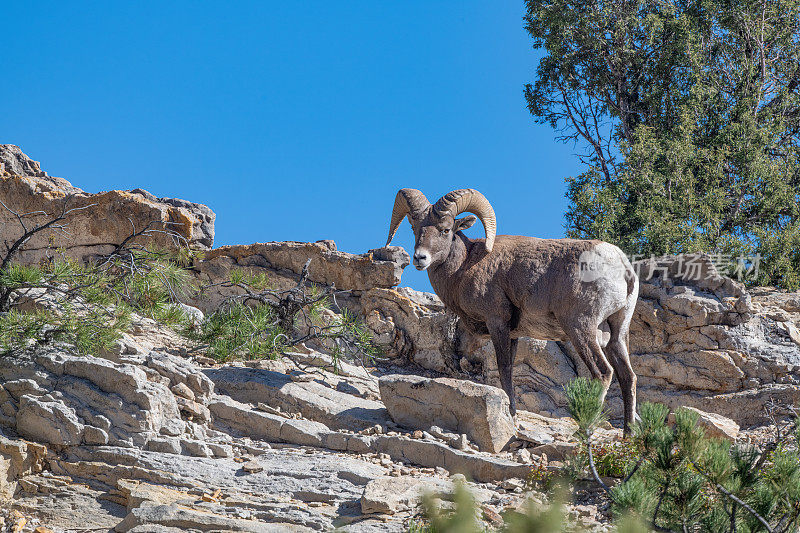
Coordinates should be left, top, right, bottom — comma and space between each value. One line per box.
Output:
189, 233, 800, 427
0, 145, 798, 532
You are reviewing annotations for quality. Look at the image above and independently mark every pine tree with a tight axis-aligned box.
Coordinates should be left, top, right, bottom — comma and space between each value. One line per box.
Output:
565, 378, 800, 532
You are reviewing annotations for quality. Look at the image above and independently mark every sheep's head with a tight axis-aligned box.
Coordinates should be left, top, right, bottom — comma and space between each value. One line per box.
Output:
385, 188, 496, 271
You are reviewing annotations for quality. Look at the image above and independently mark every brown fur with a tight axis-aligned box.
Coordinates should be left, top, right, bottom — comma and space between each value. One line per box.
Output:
399, 201, 640, 433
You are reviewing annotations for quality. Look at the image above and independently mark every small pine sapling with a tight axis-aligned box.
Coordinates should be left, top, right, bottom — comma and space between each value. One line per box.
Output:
561, 377, 800, 533
190, 259, 382, 371
0, 196, 196, 354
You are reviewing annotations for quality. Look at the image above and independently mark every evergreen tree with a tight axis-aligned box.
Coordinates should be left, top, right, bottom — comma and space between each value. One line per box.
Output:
525, 0, 800, 288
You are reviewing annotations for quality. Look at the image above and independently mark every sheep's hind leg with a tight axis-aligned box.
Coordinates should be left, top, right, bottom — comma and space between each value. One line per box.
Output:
605, 308, 637, 435
564, 324, 614, 410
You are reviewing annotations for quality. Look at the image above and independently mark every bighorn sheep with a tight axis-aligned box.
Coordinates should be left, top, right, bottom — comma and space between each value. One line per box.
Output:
386, 188, 639, 432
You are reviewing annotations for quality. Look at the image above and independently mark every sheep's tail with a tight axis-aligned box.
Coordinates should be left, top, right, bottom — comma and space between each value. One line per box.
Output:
618, 248, 638, 299
626, 264, 637, 297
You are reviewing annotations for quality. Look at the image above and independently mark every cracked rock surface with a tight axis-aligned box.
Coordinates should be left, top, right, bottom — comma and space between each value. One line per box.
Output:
0, 315, 590, 532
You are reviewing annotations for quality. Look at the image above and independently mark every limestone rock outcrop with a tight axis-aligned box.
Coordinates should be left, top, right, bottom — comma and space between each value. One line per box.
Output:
0, 345, 218, 448
182, 238, 800, 427
0, 145, 214, 264
190, 241, 409, 312
0, 145, 642, 532
6, 145, 800, 532
5, 145, 799, 431
0, 308, 567, 531
379, 374, 516, 453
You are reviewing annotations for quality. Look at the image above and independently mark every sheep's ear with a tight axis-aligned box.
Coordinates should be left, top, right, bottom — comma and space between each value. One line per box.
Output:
454, 215, 477, 232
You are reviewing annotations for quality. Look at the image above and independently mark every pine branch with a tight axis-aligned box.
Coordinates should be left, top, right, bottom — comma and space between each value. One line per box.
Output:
692, 462, 775, 533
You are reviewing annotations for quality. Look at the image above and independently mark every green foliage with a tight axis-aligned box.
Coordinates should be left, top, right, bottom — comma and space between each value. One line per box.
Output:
0, 263, 44, 287
633, 402, 671, 452
525, 0, 800, 288
561, 378, 800, 532
760, 444, 800, 519
612, 476, 658, 522
117, 250, 194, 316
564, 378, 607, 438
325, 307, 384, 369
0, 249, 192, 355
188, 302, 286, 360
579, 440, 641, 478
0, 310, 51, 350
416, 481, 578, 533
189, 268, 382, 367
61, 304, 132, 354
415, 479, 649, 533
0, 305, 131, 354
526, 461, 556, 491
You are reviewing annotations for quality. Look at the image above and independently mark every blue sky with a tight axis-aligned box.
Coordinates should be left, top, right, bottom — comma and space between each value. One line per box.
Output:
3, 1, 581, 291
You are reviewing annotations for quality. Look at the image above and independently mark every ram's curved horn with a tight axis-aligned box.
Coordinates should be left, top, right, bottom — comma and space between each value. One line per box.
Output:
386, 189, 431, 245
433, 189, 497, 252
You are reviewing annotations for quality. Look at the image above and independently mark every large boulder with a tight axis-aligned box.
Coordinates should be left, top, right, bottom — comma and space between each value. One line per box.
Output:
379, 374, 516, 453
0, 145, 215, 263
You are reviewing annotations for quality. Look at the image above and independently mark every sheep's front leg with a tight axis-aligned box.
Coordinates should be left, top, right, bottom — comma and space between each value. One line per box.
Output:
488, 320, 518, 416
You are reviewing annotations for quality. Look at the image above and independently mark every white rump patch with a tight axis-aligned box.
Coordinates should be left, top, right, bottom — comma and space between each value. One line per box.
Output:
577, 243, 628, 283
